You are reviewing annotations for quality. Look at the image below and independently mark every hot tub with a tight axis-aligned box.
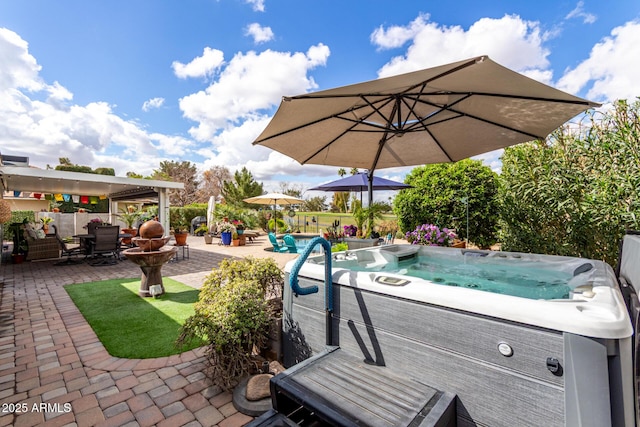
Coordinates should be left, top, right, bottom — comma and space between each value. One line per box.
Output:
282, 244, 635, 426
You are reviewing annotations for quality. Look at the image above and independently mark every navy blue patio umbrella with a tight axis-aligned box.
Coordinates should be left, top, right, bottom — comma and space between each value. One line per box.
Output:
308, 172, 412, 204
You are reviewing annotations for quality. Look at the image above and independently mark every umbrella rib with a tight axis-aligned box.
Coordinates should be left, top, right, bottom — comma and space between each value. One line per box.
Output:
369, 97, 400, 172
300, 96, 398, 164
403, 93, 546, 140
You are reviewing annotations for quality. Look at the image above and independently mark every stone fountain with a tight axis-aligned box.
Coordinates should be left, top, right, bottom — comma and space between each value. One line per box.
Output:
122, 220, 178, 297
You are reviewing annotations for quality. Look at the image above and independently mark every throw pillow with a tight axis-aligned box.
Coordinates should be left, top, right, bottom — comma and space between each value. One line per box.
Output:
35, 229, 46, 239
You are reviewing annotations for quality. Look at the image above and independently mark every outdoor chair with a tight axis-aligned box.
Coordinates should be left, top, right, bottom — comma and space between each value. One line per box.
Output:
268, 233, 288, 253
89, 225, 120, 266
283, 234, 298, 253
52, 225, 85, 265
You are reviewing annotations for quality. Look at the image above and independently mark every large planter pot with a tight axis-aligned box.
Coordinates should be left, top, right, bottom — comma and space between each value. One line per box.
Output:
174, 232, 188, 246
236, 229, 244, 235
204, 234, 213, 244
232, 239, 240, 246
221, 231, 232, 246
12, 253, 25, 264
121, 228, 138, 245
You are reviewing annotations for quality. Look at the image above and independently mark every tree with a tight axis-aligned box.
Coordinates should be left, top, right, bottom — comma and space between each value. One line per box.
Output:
394, 159, 499, 248
197, 166, 231, 203
278, 182, 303, 198
221, 167, 264, 207
499, 99, 640, 265
303, 196, 326, 212
337, 168, 346, 177
152, 160, 199, 206
331, 192, 350, 213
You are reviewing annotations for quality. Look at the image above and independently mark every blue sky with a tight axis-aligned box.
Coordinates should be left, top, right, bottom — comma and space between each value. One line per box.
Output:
1, 0, 639, 199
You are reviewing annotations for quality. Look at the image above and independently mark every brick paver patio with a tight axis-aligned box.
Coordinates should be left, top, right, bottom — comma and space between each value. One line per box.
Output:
0, 236, 293, 427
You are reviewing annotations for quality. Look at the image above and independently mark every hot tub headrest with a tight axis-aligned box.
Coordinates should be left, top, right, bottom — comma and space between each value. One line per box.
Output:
618, 231, 640, 294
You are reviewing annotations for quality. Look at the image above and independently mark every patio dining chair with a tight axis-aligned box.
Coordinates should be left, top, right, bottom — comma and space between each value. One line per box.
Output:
268, 233, 288, 253
89, 225, 120, 266
283, 234, 298, 253
52, 225, 85, 265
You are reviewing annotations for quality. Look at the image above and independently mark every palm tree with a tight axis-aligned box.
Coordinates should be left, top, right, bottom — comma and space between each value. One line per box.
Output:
350, 168, 359, 175
337, 168, 346, 177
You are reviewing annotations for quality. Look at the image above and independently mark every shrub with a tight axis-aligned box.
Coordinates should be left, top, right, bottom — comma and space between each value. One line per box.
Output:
499, 99, 640, 266
394, 159, 499, 248
177, 257, 284, 389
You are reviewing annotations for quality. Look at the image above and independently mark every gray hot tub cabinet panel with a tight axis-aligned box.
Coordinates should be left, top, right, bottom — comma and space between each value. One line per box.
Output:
287, 276, 565, 384
283, 276, 567, 426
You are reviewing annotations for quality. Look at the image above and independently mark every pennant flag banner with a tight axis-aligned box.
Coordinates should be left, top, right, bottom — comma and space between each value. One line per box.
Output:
99, 195, 107, 200
13, 191, 21, 197
32, 193, 42, 200
72, 195, 79, 203
54, 193, 64, 201
80, 195, 89, 204
63, 194, 71, 202
89, 196, 98, 205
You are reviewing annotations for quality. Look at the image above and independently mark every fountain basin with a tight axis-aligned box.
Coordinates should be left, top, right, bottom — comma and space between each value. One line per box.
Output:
132, 236, 171, 252
123, 245, 178, 297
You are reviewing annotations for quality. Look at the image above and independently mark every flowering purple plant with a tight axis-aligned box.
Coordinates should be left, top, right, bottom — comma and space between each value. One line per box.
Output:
343, 224, 358, 237
405, 224, 457, 246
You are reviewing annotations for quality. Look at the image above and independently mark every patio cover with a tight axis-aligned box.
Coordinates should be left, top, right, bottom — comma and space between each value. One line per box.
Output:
0, 165, 184, 233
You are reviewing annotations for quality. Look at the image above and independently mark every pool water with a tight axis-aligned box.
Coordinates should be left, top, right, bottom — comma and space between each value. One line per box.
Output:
292, 238, 324, 254
347, 254, 574, 300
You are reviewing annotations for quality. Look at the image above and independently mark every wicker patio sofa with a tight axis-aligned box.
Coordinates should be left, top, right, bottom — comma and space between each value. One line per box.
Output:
24, 223, 60, 261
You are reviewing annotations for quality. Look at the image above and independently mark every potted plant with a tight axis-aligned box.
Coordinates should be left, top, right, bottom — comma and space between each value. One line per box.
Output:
117, 205, 141, 244
195, 223, 214, 244
50, 201, 62, 213
40, 216, 53, 234
405, 224, 457, 246
171, 209, 190, 246
218, 222, 235, 246
232, 220, 245, 235
8, 222, 27, 263
231, 231, 240, 246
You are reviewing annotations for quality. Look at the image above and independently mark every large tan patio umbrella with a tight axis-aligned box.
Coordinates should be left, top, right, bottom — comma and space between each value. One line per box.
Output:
243, 192, 304, 234
253, 55, 600, 207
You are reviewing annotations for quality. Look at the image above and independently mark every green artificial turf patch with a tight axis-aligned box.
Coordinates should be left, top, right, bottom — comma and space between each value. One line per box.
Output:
65, 278, 204, 358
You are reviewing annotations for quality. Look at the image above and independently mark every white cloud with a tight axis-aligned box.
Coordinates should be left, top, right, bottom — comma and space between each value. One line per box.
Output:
245, 0, 265, 12
370, 13, 430, 50
557, 20, 640, 102
172, 47, 225, 80
565, 1, 597, 24
0, 28, 193, 176
245, 23, 274, 44
179, 44, 330, 141
372, 14, 552, 79
0, 28, 44, 92
142, 97, 165, 112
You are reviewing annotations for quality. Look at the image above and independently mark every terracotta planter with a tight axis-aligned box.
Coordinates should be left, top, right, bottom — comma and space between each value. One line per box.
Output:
174, 232, 188, 246
121, 228, 138, 245
232, 239, 240, 246
12, 254, 25, 264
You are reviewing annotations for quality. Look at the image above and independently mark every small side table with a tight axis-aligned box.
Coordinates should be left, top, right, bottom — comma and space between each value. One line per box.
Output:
173, 244, 189, 261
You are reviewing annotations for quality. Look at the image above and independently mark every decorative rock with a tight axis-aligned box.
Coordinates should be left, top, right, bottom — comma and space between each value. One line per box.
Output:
246, 374, 272, 401
269, 361, 285, 376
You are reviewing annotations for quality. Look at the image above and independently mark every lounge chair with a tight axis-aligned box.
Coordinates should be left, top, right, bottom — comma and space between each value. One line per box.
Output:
268, 233, 288, 253
283, 234, 298, 253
